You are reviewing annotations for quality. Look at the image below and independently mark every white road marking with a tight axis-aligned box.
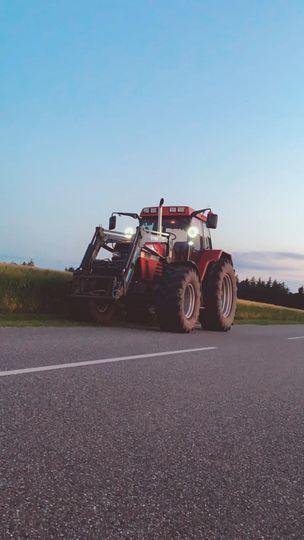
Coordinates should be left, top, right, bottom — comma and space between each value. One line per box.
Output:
288, 336, 304, 341
0, 346, 217, 378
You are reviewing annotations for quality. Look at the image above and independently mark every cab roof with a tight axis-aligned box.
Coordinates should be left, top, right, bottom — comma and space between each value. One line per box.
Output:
140, 206, 207, 222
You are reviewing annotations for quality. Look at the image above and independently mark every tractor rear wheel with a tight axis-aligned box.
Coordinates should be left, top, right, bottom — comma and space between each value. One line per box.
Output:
200, 259, 236, 331
156, 266, 201, 333
88, 300, 117, 325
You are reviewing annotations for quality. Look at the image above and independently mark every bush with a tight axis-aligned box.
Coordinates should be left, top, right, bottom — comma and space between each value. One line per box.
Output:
0, 264, 72, 315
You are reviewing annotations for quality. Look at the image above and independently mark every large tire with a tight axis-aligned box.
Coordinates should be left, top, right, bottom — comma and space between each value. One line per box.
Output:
156, 266, 201, 333
88, 300, 117, 325
200, 259, 237, 331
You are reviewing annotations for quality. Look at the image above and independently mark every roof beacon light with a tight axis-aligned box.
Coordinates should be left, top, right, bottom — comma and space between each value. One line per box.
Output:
169, 207, 177, 212
177, 207, 185, 212
150, 207, 157, 213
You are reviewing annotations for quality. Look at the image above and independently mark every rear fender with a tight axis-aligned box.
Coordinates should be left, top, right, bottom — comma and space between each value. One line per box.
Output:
197, 250, 233, 282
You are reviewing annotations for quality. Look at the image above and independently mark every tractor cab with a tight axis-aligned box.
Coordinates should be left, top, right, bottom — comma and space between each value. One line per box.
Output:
139, 206, 215, 262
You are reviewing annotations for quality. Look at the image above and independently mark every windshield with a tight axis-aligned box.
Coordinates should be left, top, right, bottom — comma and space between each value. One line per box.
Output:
141, 217, 190, 242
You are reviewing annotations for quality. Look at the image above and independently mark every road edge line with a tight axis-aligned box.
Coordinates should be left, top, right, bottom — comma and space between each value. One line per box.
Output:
0, 346, 217, 377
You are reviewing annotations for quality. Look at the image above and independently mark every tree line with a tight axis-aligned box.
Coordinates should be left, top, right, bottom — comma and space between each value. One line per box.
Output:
237, 277, 304, 310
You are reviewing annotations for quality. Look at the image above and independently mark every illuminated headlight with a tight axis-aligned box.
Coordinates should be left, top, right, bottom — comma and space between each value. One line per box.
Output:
188, 240, 194, 246
187, 226, 199, 239
124, 227, 134, 239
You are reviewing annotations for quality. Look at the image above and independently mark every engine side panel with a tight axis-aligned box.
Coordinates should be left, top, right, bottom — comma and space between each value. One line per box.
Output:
139, 242, 166, 280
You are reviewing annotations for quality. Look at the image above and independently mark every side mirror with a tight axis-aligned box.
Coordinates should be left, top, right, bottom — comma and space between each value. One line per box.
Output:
109, 215, 116, 230
207, 212, 218, 229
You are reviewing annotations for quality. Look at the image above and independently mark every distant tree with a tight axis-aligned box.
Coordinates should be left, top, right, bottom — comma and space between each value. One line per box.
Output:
65, 266, 75, 273
266, 277, 272, 289
237, 276, 300, 309
22, 259, 35, 266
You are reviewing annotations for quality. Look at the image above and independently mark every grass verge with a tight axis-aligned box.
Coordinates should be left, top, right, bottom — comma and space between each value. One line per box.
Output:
235, 299, 304, 325
0, 313, 87, 328
1, 299, 304, 327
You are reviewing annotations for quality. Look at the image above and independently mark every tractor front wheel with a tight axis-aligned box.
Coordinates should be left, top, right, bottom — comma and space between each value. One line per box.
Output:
88, 300, 117, 325
156, 266, 201, 333
200, 259, 237, 331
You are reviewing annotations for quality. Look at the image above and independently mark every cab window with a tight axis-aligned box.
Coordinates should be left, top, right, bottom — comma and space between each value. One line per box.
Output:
141, 217, 190, 242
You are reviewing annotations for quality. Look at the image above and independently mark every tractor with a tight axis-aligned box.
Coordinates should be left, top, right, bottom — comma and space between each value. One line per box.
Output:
70, 199, 237, 332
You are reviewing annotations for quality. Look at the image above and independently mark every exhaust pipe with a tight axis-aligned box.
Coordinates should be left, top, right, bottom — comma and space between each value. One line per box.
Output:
157, 198, 164, 233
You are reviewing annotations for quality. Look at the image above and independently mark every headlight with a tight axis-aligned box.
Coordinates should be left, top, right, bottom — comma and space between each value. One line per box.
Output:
124, 227, 134, 239
187, 226, 199, 239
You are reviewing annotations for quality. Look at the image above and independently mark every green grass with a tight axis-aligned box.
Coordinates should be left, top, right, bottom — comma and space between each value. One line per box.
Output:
235, 299, 304, 325
0, 264, 72, 315
1, 299, 304, 327
0, 313, 86, 327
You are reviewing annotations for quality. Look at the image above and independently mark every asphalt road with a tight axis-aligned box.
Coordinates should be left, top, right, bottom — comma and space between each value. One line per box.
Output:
1, 324, 304, 539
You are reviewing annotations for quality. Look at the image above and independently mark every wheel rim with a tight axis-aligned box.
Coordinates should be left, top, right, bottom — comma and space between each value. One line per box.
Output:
96, 302, 110, 314
221, 274, 233, 318
183, 283, 196, 319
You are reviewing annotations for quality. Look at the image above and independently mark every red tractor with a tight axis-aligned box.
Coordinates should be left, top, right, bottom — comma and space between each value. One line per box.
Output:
71, 199, 237, 332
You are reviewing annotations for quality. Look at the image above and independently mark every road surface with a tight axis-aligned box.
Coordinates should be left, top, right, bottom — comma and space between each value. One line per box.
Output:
1, 324, 304, 539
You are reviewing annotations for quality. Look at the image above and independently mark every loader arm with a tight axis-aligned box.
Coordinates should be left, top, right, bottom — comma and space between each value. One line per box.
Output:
72, 225, 171, 302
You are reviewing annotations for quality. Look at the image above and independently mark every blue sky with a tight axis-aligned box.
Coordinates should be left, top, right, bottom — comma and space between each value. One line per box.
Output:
1, 0, 304, 288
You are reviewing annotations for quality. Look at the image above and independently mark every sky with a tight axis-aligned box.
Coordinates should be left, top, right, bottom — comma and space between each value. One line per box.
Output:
1, 0, 304, 289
